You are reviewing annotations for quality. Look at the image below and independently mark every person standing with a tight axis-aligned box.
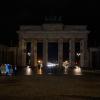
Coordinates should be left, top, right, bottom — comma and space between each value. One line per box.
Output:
62, 61, 69, 74
1, 64, 6, 75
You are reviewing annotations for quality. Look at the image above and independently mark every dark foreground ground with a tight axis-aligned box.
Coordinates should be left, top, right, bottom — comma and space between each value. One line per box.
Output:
0, 69, 100, 100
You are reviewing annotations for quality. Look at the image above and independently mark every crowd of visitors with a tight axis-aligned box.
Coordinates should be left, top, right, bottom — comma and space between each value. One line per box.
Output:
0, 64, 17, 76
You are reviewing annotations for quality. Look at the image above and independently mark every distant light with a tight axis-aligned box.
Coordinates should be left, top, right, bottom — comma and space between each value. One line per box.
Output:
37, 60, 43, 68
27, 52, 31, 56
47, 62, 58, 68
38, 60, 41, 63
76, 53, 81, 56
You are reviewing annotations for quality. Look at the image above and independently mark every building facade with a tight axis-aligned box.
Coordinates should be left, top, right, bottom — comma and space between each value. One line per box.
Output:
0, 44, 17, 65
0, 45, 8, 64
89, 47, 100, 69
17, 23, 90, 68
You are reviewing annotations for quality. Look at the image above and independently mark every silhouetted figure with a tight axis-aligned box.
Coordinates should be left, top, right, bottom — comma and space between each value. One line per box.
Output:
13, 65, 17, 75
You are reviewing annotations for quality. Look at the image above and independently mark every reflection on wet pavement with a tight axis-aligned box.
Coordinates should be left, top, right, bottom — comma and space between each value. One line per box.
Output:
37, 68, 43, 75
23, 66, 82, 76
73, 66, 82, 75
24, 66, 33, 75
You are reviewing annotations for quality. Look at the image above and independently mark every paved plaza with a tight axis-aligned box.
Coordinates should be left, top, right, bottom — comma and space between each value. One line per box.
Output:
0, 69, 100, 100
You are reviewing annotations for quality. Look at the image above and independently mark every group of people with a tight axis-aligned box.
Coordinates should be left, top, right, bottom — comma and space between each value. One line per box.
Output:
0, 64, 17, 76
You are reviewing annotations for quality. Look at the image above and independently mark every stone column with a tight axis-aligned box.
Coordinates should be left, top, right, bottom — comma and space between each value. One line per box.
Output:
43, 39, 48, 67
31, 40, 37, 67
22, 40, 26, 67
69, 39, 75, 67
31, 41, 34, 67
89, 49, 92, 68
18, 39, 26, 67
58, 39, 63, 67
80, 39, 87, 67
18, 40, 22, 66
34, 40, 37, 67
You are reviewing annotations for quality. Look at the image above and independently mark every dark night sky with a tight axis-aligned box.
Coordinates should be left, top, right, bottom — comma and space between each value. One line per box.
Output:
0, 0, 100, 47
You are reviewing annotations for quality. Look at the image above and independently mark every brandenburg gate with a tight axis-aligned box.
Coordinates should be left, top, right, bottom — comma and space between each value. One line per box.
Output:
17, 23, 89, 68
